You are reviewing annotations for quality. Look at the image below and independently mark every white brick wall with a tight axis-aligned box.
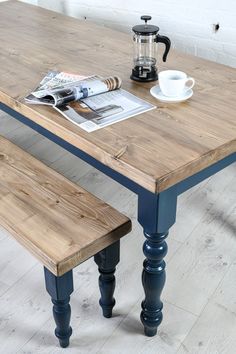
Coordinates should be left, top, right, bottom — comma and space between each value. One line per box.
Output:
20, 0, 38, 4
32, 0, 236, 67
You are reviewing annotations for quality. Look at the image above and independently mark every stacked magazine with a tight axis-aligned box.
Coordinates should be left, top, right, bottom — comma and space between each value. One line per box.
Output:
25, 71, 155, 132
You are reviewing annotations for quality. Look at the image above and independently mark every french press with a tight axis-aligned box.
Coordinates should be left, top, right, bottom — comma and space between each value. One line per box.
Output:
131, 15, 171, 82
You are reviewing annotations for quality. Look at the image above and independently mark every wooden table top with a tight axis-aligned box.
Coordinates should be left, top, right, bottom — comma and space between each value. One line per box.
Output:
0, 1, 235, 193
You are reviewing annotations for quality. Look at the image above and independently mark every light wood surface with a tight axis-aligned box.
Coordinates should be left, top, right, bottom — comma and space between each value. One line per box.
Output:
0, 1, 235, 193
0, 114, 235, 353
0, 135, 131, 276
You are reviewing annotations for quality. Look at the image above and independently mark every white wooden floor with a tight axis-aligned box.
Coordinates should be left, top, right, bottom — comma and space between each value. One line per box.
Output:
0, 111, 235, 354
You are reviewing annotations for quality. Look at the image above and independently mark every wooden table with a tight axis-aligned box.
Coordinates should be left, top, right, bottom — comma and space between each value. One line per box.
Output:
0, 1, 235, 337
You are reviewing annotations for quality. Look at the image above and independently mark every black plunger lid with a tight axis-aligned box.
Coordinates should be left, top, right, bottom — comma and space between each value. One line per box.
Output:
132, 15, 159, 35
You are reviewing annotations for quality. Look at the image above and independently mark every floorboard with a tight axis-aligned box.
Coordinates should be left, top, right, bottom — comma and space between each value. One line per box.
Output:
0, 113, 235, 354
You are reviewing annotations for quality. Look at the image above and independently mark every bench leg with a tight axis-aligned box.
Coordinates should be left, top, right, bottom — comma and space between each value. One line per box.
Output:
44, 267, 74, 348
94, 240, 120, 318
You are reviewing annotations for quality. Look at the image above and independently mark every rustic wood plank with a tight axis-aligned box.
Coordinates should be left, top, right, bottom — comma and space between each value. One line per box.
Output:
0, 135, 131, 276
97, 300, 196, 354
0, 1, 235, 193
164, 173, 236, 315
0, 263, 54, 353
0, 235, 37, 295
0, 121, 234, 353
172, 163, 236, 243
177, 263, 236, 354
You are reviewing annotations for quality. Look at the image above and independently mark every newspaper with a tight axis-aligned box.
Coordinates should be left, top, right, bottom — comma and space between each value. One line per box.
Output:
25, 71, 155, 132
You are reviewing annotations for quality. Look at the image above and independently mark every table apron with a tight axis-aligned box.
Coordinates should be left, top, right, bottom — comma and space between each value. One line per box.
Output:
1, 101, 235, 338
0, 103, 144, 194
177, 152, 236, 195
1, 103, 235, 199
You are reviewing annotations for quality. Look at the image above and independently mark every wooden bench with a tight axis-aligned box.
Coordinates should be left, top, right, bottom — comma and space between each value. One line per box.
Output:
0, 136, 131, 348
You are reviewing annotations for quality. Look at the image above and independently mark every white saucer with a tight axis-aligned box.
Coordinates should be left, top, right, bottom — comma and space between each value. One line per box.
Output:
150, 85, 193, 103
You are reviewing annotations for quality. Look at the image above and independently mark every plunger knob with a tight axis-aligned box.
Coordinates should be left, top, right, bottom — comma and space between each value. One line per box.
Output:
141, 15, 152, 24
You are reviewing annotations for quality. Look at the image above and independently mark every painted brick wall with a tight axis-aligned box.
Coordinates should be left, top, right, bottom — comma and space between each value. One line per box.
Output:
32, 0, 236, 67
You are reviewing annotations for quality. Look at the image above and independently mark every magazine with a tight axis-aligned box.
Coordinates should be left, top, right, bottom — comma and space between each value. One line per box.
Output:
25, 71, 155, 132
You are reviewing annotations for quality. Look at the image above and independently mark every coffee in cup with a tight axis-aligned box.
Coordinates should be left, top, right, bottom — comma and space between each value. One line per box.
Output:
159, 70, 195, 97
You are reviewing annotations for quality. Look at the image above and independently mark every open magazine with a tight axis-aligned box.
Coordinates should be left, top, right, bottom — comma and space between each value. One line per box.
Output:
25, 71, 155, 132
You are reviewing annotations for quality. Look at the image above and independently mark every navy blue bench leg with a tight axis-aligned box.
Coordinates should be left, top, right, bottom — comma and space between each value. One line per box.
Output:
44, 267, 74, 348
94, 240, 120, 318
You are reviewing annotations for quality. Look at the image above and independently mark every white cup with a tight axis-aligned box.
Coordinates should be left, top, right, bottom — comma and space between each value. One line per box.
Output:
159, 70, 195, 97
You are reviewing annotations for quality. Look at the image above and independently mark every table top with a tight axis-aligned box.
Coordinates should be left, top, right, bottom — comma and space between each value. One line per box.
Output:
0, 1, 235, 193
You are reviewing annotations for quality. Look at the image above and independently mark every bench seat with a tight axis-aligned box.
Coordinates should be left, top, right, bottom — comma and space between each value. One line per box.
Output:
0, 136, 131, 276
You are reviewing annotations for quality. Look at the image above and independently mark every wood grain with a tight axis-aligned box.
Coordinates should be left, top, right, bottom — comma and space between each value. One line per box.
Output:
0, 136, 131, 276
0, 1, 235, 193
0, 118, 235, 352
177, 264, 236, 354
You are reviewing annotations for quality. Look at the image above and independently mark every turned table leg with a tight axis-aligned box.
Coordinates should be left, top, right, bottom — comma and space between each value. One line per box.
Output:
94, 240, 120, 318
138, 187, 177, 336
141, 230, 168, 336
44, 267, 74, 348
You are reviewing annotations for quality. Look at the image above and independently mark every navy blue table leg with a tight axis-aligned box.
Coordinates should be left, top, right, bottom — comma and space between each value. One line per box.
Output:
138, 186, 178, 337
94, 240, 120, 318
44, 267, 74, 348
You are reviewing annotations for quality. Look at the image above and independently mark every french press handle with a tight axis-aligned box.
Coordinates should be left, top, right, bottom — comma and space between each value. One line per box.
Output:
156, 35, 171, 62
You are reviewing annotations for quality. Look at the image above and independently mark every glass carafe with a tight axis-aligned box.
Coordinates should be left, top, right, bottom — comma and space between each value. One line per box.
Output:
131, 16, 171, 82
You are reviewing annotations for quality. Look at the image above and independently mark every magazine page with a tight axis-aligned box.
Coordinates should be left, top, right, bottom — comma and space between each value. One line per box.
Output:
25, 73, 121, 107
32, 71, 89, 97
55, 88, 155, 133
25, 71, 89, 105
49, 75, 121, 106
25, 85, 85, 106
